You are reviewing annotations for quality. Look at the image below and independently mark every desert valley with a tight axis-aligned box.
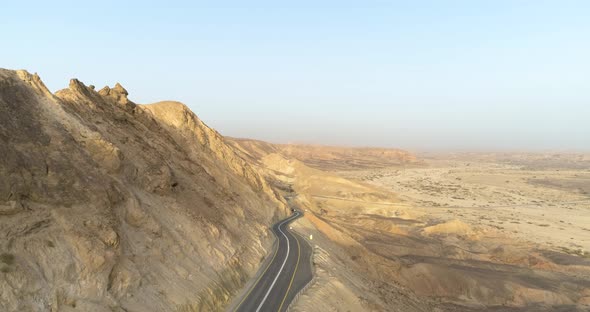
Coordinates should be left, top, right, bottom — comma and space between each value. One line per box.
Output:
3, 2, 589, 311
1, 69, 589, 312
230, 139, 590, 312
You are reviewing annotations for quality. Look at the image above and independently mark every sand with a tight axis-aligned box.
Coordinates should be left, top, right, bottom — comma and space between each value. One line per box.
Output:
341, 158, 590, 255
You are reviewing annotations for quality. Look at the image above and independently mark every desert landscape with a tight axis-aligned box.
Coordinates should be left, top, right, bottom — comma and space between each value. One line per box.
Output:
229, 141, 590, 311
1, 69, 589, 312
344, 154, 590, 256
2, 3, 588, 311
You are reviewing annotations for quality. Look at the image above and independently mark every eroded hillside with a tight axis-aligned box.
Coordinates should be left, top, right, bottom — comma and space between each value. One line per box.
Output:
0, 69, 287, 312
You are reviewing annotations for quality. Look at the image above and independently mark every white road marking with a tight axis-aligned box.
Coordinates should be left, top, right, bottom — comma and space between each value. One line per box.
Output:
255, 212, 299, 312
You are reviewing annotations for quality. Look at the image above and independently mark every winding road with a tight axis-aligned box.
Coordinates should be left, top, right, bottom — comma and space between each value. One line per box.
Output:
232, 211, 313, 312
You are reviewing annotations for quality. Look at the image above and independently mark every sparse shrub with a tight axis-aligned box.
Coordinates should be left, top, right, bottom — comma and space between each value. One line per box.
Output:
0, 253, 15, 265
1, 266, 9, 273
203, 196, 215, 208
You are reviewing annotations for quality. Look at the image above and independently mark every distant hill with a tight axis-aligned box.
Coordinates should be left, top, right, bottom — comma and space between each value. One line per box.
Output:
228, 138, 422, 171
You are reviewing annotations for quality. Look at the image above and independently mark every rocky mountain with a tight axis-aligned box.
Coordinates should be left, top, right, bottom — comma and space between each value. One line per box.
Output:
0, 69, 288, 312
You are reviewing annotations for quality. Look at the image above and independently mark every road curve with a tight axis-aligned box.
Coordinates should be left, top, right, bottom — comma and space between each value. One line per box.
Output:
232, 211, 313, 312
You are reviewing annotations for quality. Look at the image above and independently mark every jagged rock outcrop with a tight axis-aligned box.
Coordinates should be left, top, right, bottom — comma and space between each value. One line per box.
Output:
0, 68, 287, 312
98, 83, 135, 109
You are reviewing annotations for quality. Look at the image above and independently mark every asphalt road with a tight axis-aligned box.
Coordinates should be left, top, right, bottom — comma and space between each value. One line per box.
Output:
233, 211, 313, 312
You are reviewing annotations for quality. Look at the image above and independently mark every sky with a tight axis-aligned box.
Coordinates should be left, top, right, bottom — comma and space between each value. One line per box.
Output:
2, 1, 589, 151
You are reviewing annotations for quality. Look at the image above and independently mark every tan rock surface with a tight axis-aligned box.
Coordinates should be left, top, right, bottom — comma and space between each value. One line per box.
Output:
0, 69, 287, 312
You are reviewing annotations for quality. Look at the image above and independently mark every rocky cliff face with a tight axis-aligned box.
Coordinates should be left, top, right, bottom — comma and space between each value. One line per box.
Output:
0, 69, 287, 312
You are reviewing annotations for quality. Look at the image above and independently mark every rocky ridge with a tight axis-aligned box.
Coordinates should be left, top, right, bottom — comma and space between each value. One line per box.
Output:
0, 69, 287, 312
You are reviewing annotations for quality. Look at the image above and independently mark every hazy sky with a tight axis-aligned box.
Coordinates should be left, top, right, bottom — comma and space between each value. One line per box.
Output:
2, 1, 589, 151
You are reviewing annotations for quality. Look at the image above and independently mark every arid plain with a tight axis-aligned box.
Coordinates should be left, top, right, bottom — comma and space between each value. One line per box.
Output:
344, 153, 590, 256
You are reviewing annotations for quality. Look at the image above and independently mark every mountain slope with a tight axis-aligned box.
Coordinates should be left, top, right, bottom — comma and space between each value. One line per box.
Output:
0, 69, 287, 312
